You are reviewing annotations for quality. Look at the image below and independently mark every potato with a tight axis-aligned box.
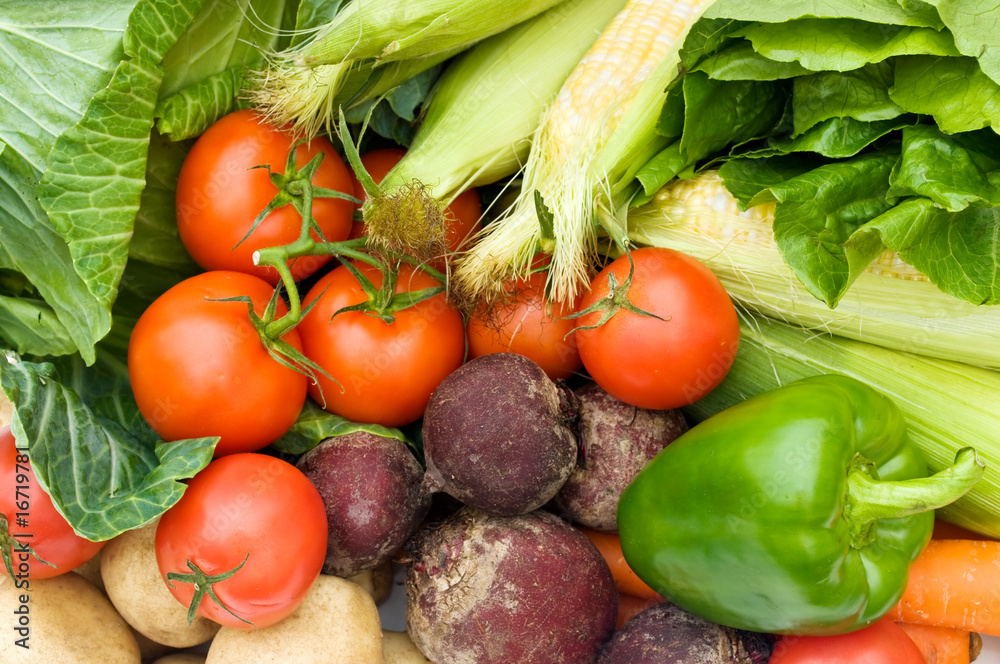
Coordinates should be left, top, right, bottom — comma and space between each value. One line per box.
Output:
0, 572, 140, 663
348, 560, 395, 605
100, 520, 220, 648
206, 574, 384, 664
382, 630, 432, 663
71, 549, 105, 593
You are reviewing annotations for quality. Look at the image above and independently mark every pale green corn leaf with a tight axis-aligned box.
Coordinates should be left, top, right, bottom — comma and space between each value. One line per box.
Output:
383, 0, 628, 198
296, 0, 567, 66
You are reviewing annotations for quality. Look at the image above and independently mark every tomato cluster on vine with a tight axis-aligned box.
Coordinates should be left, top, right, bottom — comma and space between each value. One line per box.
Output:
129, 109, 740, 458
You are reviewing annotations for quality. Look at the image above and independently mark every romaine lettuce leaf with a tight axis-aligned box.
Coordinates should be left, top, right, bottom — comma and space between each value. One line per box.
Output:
792, 62, 904, 136
702, 0, 944, 28
751, 151, 899, 306
888, 125, 1000, 210
642, 1, 1000, 309
765, 116, 917, 159
636, 72, 786, 194
921, 0, 1000, 85
718, 154, 825, 207
890, 55, 1000, 134
857, 197, 1000, 305
695, 41, 814, 80
737, 19, 960, 71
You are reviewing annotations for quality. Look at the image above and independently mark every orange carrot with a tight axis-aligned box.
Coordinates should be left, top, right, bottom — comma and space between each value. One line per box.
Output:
616, 592, 660, 630
888, 539, 1000, 636
896, 622, 972, 664
579, 526, 663, 601
933, 520, 997, 541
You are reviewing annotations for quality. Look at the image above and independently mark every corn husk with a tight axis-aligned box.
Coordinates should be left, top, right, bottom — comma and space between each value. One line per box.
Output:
453, 0, 719, 305
376, 0, 629, 204
249, 0, 569, 137
628, 170, 1000, 369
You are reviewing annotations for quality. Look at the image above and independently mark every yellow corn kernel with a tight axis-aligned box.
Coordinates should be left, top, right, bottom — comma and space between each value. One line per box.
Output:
550, 0, 704, 147
455, 0, 712, 306
627, 170, 1000, 369
656, 170, 928, 281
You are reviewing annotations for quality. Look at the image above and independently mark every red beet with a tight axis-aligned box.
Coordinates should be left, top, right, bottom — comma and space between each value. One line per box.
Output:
296, 431, 431, 577
406, 508, 618, 664
597, 602, 774, 663
421, 352, 579, 516
555, 382, 688, 532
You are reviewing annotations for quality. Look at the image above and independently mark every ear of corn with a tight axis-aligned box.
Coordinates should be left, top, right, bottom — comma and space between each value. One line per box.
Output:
685, 310, 1000, 538
454, 0, 716, 305
374, 0, 629, 205
247, 0, 568, 137
627, 170, 1000, 369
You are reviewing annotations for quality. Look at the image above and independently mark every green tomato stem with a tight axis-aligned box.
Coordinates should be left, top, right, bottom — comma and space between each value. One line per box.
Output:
165, 554, 254, 628
0, 514, 54, 582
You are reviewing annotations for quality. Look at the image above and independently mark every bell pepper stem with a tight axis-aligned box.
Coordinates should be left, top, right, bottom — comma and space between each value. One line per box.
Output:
846, 447, 985, 547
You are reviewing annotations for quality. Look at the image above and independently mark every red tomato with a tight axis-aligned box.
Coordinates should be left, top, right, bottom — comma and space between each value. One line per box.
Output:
128, 271, 307, 456
768, 618, 925, 664
466, 271, 582, 380
176, 109, 354, 284
154, 453, 327, 629
574, 247, 739, 410
0, 426, 105, 580
297, 261, 466, 427
348, 147, 482, 253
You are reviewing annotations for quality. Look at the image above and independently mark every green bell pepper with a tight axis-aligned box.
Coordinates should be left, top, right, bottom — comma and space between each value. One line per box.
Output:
617, 373, 984, 636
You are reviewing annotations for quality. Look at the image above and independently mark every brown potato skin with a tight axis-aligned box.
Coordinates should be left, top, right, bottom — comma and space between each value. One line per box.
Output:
206, 574, 385, 664
422, 353, 579, 516
100, 520, 219, 648
297, 431, 431, 578
406, 507, 617, 664
555, 382, 688, 532
596, 602, 774, 664
0, 572, 141, 663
